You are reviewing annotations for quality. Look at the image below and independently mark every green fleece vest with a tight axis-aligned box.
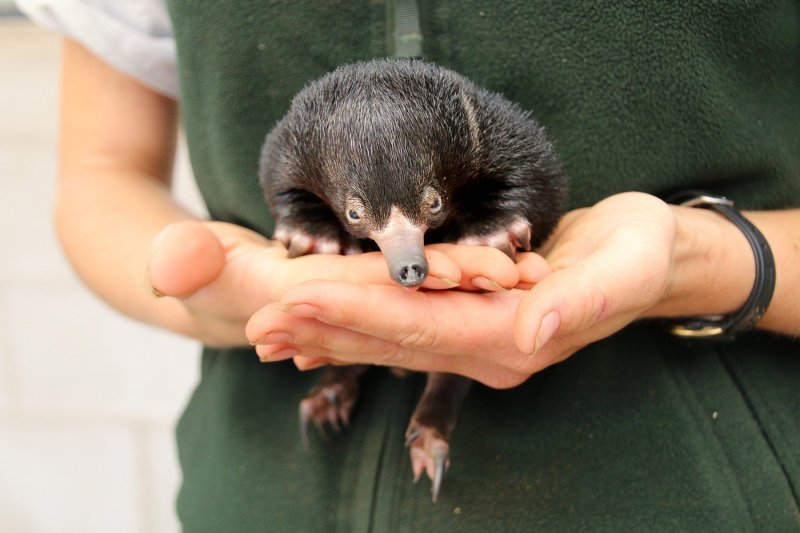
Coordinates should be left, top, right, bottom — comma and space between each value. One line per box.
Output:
165, 1, 800, 531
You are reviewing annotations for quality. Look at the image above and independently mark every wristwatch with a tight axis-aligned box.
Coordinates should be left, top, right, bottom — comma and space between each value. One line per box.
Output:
666, 191, 775, 340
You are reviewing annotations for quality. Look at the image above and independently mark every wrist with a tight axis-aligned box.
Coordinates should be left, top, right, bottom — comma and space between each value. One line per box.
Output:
644, 204, 756, 321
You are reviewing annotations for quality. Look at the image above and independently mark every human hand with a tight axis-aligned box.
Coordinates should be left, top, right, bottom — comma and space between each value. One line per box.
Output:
245, 250, 554, 388
147, 220, 527, 346
511, 192, 677, 364
247, 193, 696, 387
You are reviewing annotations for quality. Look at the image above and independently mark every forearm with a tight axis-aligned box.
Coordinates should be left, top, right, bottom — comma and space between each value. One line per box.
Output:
646, 205, 800, 336
55, 166, 197, 326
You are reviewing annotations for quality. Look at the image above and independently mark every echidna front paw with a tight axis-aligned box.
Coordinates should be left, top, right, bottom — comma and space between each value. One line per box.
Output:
457, 216, 532, 259
273, 224, 361, 257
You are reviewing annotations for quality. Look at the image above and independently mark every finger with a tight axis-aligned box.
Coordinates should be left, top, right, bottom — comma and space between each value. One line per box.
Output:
265, 242, 511, 296
252, 324, 452, 371
303, 244, 521, 292
250, 296, 539, 388
293, 345, 528, 388
426, 244, 521, 290
273, 248, 463, 293
288, 343, 464, 374
421, 248, 462, 288
249, 302, 454, 371
278, 280, 517, 352
147, 221, 226, 297
293, 356, 353, 370
515, 252, 552, 289
255, 343, 300, 362
513, 242, 670, 355
248, 304, 403, 362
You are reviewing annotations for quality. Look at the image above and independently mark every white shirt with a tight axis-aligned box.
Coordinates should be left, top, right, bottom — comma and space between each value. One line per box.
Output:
16, 0, 178, 98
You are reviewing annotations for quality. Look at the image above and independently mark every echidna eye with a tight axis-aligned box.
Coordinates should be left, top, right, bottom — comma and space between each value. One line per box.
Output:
344, 197, 366, 224
429, 194, 442, 214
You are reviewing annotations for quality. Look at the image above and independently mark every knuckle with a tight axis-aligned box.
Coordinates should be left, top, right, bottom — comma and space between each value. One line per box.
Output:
389, 292, 441, 350
395, 322, 439, 350
376, 344, 412, 367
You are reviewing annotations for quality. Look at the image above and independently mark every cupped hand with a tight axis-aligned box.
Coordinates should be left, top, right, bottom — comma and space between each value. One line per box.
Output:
246, 192, 679, 388
146, 220, 527, 346
511, 192, 676, 363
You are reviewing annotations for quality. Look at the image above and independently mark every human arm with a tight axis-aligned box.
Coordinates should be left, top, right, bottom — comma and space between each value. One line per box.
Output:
56, 36, 197, 333
246, 192, 800, 387
57, 37, 523, 346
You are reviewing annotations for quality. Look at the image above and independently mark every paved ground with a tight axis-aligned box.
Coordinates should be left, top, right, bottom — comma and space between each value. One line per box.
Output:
0, 19, 202, 533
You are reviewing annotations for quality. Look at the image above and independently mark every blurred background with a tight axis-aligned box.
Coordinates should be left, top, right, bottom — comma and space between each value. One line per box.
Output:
1, 9, 204, 532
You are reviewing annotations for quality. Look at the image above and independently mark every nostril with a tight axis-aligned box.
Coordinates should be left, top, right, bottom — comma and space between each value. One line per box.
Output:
398, 262, 427, 284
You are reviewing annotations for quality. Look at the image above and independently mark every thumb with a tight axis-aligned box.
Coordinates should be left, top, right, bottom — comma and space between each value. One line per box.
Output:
146, 220, 226, 298
513, 246, 668, 356
512, 268, 601, 356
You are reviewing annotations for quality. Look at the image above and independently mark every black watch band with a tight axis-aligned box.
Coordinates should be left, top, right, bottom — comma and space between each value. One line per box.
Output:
666, 191, 776, 340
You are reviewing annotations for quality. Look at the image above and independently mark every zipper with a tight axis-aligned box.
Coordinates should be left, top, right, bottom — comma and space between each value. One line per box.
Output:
388, 0, 423, 58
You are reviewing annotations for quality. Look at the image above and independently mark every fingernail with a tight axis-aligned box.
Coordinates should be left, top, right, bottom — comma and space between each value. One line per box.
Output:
262, 347, 300, 362
301, 359, 329, 370
531, 311, 560, 356
472, 276, 508, 292
250, 331, 294, 346
150, 285, 166, 298
431, 276, 460, 289
144, 269, 166, 298
279, 303, 322, 317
